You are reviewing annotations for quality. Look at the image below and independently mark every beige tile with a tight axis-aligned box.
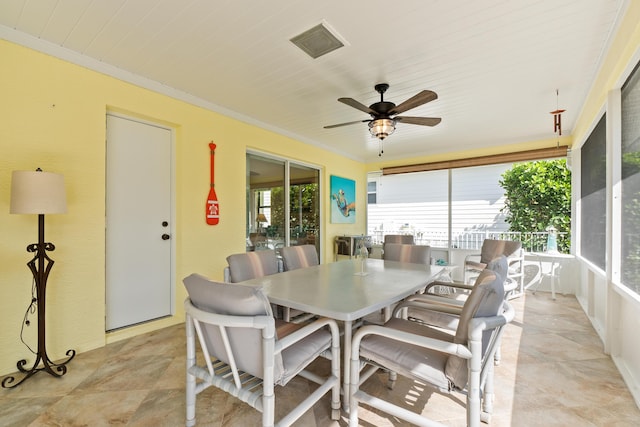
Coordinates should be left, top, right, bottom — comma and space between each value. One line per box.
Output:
28, 390, 148, 426
0, 292, 638, 426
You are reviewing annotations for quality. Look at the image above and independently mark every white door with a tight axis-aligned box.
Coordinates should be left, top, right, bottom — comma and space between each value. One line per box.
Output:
106, 114, 173, 331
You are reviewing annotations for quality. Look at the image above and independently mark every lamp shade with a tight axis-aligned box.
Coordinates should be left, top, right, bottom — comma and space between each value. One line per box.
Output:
10, 170, 67, 214
256, 213, 268, 223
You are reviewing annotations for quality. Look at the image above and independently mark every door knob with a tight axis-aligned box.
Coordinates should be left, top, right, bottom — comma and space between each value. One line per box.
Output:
161, 234, 170, 240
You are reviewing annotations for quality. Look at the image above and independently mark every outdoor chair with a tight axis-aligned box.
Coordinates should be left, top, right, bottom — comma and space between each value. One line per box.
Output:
280, 244, 319, 271
381, 234, 415, 259
279, 245, 320, 322
464, 239, 524, 297
349, 267, 514, 427
183, 273, 341, 427
382, 243, 431, 265
224, 250, 288, 321
397, 256, 512, 365
373, 243, 431, 321
224, 249, 283, 283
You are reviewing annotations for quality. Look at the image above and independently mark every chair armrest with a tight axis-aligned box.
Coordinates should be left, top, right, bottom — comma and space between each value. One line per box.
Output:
401, 294, 464, 312
468, 301, 515, 339
464, 253, 481, 264
351, 324, 472, 360
395, 299, 461, 330
275, 317, 340, 353
423, 280, 474, 294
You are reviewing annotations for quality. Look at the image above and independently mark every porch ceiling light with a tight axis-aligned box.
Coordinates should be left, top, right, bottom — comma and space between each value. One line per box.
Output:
368, 118, 396, 140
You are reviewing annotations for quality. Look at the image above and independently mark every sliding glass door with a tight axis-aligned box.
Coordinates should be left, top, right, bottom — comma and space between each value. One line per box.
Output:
246, 153, 320, 256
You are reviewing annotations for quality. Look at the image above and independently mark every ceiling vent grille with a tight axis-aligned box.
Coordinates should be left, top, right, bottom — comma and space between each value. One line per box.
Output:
290, 23, 345, 59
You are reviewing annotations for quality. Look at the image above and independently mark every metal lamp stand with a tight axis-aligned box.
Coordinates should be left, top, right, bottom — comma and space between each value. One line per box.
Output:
2, 214, 75, 388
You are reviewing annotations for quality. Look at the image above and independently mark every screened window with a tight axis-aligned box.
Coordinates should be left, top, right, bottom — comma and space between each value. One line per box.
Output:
367, 165, 509, 249
580, 115, 607, 271
621, 62, 640, 293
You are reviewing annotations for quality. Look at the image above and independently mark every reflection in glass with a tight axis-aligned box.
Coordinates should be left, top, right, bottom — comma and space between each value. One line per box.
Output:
247, 153, 320, 256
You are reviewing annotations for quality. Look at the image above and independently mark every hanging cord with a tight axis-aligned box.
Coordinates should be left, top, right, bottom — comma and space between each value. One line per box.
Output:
19, 277, 38, 355
556, 89, 560, 148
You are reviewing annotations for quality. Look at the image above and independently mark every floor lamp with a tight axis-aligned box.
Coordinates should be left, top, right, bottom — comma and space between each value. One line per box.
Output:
2, 169, 75, 388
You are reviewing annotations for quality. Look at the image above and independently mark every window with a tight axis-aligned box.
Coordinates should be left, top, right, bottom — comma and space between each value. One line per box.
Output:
367, 164, 510, 249
367, 180, 377, 204
621, 62, 640, 293
580, 114, 607, 271
247, 153, 320, 255
368, 161, 569, 252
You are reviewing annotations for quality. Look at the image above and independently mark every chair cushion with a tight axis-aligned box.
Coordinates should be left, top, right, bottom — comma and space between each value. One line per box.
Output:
479, 239, 522, 264
280, 328, 333, 385
383, 234, 415, 245
445, 268, 504, 388
359, 317, 454, 392
485, 255, 508, 282
183, 273, 283, 380
383, 243, 431, 264
226, 250, 279, 282
281, 245, 319, 271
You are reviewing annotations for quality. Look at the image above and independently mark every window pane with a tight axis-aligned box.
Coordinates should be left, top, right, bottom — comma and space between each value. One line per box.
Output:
289, 163, 319, 253
367, 170, 448, 247
247, 154, 285, 251
580, 114, 607, 271
451, 164, 511, 250
621, 62, 640, 293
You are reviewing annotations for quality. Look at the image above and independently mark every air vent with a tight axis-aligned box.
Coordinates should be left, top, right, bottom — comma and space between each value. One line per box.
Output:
290, 23, 345, 59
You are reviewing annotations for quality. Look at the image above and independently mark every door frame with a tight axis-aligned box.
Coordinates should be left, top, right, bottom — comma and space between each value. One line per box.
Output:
105, 111, 177, 329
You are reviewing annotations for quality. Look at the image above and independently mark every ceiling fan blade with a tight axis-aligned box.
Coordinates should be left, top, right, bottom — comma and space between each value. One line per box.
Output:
324, 119, 370, 129
395, 116, 442, 126
389, 90, 438, 115
338, 97, 377, 115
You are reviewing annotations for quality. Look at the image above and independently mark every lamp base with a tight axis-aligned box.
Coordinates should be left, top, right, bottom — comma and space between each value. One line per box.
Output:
2, 221, 75, 389
2, 349, 76, 388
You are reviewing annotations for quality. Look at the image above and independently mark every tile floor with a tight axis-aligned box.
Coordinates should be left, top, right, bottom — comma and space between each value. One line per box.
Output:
1, 292, 639, 426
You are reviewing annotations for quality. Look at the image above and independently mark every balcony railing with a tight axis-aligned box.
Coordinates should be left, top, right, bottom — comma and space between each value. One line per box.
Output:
369, 229, 570, 253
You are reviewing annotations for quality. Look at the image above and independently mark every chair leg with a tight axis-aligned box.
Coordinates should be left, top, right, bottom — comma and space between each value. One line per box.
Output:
482, 360, 495, 418
387, 370, 397, 390
494, 342, 502, 366
349, 353, 361, 426
331, 336, 342, 421
185, 316, 197, 427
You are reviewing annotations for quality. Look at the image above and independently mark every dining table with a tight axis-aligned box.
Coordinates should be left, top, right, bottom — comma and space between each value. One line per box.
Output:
239, 257, 448, 409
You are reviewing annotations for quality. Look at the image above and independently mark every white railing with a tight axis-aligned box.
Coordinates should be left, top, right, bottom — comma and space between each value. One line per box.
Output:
369, 229, 570, 253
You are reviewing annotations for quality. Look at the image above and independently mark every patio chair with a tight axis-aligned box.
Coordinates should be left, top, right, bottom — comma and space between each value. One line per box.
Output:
382, 243, 431, 265
279, 245, 320, 322
372, 243, 432, 321
397, 256, 512, 365
349, 267, 514, 427
224, 250, 289, 322
464, 239, 524, 296
381, 234, 415, 259
224, 249, 283, 283
280, 244, 319, 270
183, 273, 341, 427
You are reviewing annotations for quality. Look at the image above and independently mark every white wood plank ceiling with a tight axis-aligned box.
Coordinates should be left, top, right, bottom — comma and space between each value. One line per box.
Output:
0, 0, 626, 162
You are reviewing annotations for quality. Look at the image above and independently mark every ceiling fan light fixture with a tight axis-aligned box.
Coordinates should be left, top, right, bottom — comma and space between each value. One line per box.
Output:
369, 118, 396, 140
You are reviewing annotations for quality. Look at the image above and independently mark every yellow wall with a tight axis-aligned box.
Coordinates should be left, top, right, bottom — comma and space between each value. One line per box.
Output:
0, 39, 366, 375
573, 1, 640, 145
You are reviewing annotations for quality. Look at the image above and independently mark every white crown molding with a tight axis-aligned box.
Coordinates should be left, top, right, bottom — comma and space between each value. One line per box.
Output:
0, 24, 362, 163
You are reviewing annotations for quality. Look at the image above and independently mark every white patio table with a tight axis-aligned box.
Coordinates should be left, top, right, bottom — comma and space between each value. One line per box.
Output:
239, 258, 447, 409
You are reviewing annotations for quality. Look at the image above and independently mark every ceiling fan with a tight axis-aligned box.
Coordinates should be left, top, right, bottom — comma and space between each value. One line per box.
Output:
324, 83, 441, 155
